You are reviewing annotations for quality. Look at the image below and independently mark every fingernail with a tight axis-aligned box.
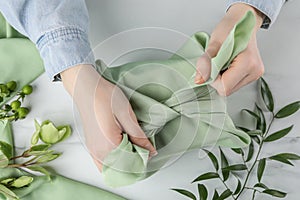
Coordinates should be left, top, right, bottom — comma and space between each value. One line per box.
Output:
195, 76, 205, 84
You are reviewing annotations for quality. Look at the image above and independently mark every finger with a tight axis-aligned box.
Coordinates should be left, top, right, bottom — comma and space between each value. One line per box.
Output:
210, 62, 250, 96
195, 52, 212, 84
116, 101, 157, 157
195, 44, 221, 84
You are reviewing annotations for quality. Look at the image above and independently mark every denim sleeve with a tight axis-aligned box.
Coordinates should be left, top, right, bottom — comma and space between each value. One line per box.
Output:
0, 0, 95, 81
226, 0, 286, 29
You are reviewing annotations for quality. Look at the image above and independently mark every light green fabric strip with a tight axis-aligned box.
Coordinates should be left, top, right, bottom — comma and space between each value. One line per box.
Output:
100, 11, 255, 187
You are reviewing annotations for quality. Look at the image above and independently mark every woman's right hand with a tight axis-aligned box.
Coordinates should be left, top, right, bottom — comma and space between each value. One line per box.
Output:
60, 64, 157, 171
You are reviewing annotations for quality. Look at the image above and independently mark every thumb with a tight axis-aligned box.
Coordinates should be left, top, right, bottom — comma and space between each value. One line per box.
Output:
195, 43, 221, 84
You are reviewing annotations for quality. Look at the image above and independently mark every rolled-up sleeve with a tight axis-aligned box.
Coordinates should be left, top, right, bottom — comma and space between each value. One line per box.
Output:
0, 0, 95, 80
226, 0, 286, 29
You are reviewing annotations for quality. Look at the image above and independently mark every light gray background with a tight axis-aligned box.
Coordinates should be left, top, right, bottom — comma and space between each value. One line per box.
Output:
13, 0, 300, 199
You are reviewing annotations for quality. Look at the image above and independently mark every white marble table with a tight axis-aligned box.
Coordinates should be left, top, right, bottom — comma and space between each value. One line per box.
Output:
12, 0, 300, 199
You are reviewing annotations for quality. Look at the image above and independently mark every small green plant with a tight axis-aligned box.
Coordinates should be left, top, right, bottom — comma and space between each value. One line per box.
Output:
0, 80, 33, 121
172, 78, 300, 200
0, 80, 72, 199
0, 119, 72, 200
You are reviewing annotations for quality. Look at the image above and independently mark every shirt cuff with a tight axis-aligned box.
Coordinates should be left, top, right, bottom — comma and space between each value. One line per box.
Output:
226, 0, 285, 29
36, 26, 95, 81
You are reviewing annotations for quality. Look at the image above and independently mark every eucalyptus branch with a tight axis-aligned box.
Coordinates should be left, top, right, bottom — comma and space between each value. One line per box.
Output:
172, 78, 300, 200
236, 115, 275, 199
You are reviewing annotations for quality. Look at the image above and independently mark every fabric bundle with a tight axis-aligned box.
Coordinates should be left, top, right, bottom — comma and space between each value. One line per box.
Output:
98, 12, 254, 187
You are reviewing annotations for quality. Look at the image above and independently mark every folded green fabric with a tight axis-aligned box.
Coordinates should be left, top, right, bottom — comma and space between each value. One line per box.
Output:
99, 11, 255, 187
0, 13, 125, 200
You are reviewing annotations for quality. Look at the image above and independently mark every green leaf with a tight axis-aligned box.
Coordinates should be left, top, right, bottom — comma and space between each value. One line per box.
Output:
203, 150, 219, 171
246, 141, 254, 162
0, 141, 13, 160
269, 153, 300, 166
242, 109, 260, 122
251, 135, 261, 144
28, 149, 54, 157
197, 184, 208, 200
56, 125, 72, 143
31, 132, 40, 145
192, 172, 219, 183
31, 119, 41, 145
0, 152, 9, 168
30, 144, 51, 152
171, 189, 196, 200
212, 190, 219, 200
231, 148, 244, 155
264, 125, 293, 142
269, 155, 293, 166
257, 158, 266, 182
275, 101, 300, 118
274, 153, 300, 160
260, 78, 274, 112
0, 141, 13, 168
0, 184, 19, 200
237, 126, 249, 132
247, 130, 262, 136
27, 165, 50, 176
255, 104, 266, 133
217, 189, 232, 200
0, 178, 14, 185
10, 176, 33, 188
36, 153, 61, 163
219, 148, 229, 181
222, 164, 247, 171
254, 183, 268, 189
39, 121, 60, 144
233, 179, 242, 195
262, 189, 287, 198
38, 121, 72, 144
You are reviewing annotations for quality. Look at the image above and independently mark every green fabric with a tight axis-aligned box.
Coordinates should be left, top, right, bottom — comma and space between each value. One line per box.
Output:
99, 11, 255, 187
0, 13, 125, 200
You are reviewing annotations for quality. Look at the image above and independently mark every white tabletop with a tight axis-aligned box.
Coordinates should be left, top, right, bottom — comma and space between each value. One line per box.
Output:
12, 0, 300, 199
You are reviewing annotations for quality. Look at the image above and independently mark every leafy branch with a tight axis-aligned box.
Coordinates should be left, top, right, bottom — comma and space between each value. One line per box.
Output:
172, 78, 300, 200
0, 80, 72, 200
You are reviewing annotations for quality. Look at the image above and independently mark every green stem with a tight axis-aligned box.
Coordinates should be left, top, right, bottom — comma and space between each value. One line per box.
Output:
9, 154, 25, 160
236, 115, 275, 199
218, 176, 237, 200
252, 190, 257, 200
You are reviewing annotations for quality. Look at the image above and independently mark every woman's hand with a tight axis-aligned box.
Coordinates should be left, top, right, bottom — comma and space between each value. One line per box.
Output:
61, 64, 157, 171
195, 3, 265, 96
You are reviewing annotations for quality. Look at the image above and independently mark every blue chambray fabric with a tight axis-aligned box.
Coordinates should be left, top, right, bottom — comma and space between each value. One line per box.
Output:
226, 0, 286, 29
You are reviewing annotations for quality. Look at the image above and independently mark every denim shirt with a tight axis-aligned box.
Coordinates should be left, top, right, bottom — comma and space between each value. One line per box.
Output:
0, 0, 285, 80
